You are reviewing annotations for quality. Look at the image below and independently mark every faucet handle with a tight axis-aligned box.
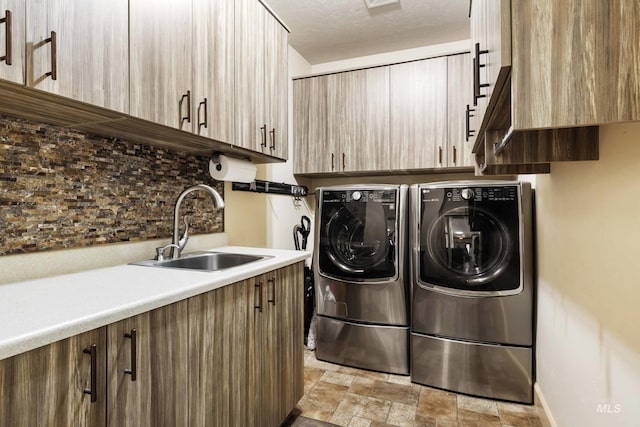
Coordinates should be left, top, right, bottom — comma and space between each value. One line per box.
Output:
156, 243, 180, 261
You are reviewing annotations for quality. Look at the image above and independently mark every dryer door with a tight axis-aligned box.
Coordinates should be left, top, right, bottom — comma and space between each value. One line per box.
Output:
319, 189, 397, 282
418, 186, 522, 296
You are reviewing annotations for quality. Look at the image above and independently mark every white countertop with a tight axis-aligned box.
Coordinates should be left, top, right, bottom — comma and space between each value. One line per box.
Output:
0, 246, 310, 360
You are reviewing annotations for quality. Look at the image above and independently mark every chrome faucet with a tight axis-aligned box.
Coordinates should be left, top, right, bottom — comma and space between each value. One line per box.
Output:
168, 184, 225, 259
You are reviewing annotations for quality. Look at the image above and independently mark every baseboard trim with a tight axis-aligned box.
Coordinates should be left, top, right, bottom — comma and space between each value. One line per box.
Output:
534, 383, 558, 427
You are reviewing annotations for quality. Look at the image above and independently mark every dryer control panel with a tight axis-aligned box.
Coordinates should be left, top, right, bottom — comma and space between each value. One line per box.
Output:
423, 186, 518, 203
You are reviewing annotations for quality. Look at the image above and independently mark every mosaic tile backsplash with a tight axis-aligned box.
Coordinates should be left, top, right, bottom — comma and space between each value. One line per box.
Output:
0, 114, 224, 256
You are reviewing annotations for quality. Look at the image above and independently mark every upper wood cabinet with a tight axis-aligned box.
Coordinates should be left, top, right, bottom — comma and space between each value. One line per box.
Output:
511, 0, 640, 129
25, 0, 129, 113
106, 301, 189, 427
0, 328, 107, 427
328, 67, 390, 172
235, 0, 289, 159
293, 75, 329, 174
390, 57, 447, 170
448, 53, 475, 168
192, 0, 235, 143
0, 0, 25, 84
129, 0, 192, 129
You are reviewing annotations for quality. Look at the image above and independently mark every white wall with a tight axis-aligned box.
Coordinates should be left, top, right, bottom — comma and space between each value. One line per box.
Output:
534, 122, 640, 427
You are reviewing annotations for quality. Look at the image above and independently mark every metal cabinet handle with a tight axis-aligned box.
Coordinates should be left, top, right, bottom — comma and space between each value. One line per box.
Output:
45, 31, 57, 80
260, 125, 267, 148
267, 277, 276, 305
198, 98, 208, 130
83, 344, 97, 403
181, 90, 191, 124
331, 153, 335, 171
0, 10, 12, 65
473, 43, 489, 105
269, 128, 275, 150
438, 146, 443, 164
465, 104, 476, 142
453, 145, 457, 165
342, 152, 346, 170
254, 281, 263, 312
124, 329, 137, 382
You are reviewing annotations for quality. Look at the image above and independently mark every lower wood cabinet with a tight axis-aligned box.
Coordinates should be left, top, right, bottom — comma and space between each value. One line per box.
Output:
0, 262, 304, 427
189, 262, 304, 427
0, 328, 107, 427
107, 300, 189, 427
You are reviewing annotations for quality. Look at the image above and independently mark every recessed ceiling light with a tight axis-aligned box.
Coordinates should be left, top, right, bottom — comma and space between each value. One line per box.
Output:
364, 0, 399, 9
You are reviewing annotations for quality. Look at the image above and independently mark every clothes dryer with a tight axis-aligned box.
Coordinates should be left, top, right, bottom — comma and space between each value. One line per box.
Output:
314, 185, 409, 374
410, 181, 534, 403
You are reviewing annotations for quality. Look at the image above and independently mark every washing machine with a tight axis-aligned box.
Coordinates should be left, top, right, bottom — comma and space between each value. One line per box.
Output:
314, 185, 409, 375
410, 181, 534, 403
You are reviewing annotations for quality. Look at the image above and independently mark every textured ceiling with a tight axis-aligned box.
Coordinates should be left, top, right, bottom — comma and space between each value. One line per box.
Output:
265, 0, 470, 64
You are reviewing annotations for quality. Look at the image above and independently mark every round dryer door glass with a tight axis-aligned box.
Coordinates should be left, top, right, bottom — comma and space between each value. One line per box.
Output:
425, 206, 511, 284
319, 189, 397, 281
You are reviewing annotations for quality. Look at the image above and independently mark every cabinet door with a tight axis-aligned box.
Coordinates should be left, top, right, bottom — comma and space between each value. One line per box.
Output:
129, 0, 192, 129
293, 76, 331, 174
0, 328, 107, 427
327, 68, 389, 172
247, 275, 265, 427
235, 0, 265, 151
0, 0, 25, 84
192, 0, 234, 143
447, 53, 475, 167
188, 280, 251, 427
272, 263, 305, 423
26, 0, 129, 112
390, 57, 447, 169
107, 301, 189, 427
264, 13, 289, 160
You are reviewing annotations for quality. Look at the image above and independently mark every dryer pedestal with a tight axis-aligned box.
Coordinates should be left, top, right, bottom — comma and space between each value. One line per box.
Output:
411, 332, 533, 403
317, 316, 409, 375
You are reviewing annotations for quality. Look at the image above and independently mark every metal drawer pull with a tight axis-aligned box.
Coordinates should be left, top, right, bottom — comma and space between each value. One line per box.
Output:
45, 31, 57, 80
181, 90, 191, 124
331, 153, 335, 171
473, 42, 489, 105
254, 281, 263, 312
124, 329, 137, 381
269, 128, 275, 150
198, 98, 208, 130
83, 344, 97, 403
261, 125, 267, 148
342, 152, 346, 170
267, 277, 276, 305
465, 104, 476, 142
438, 146, 443, 164
0, 10, 11, 65
453, 145, 457, 165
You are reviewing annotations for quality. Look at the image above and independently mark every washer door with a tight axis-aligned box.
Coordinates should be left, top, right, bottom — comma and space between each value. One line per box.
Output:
419, 202, 521, 295
319, 196, 396, 281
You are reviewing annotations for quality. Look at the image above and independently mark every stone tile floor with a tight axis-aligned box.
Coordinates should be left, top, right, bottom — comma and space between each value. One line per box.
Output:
293, 349, 543, 427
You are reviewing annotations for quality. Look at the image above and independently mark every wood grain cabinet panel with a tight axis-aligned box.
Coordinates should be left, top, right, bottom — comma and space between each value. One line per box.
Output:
327, 67, 390, 172
0, 0, 25, 84
512, 0, 640, 128
106, 301, 189, 427
293, 76, 331, 174
250, 264, 304, 427
447, 53, 475, 168
192, 0, 235, 143
0, 328, 107, 427
188, 279, 252, 427
236, 0, 289, 159
25, 0, 129, 113
390, 57, 447, 170
129, 0, 192, 129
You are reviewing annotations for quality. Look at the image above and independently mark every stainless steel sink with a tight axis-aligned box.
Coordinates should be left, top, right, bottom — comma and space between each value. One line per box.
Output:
130, 251, 270, 272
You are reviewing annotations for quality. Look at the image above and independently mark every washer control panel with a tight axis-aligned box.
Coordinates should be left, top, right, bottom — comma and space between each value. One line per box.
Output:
423, 186, 518, 203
